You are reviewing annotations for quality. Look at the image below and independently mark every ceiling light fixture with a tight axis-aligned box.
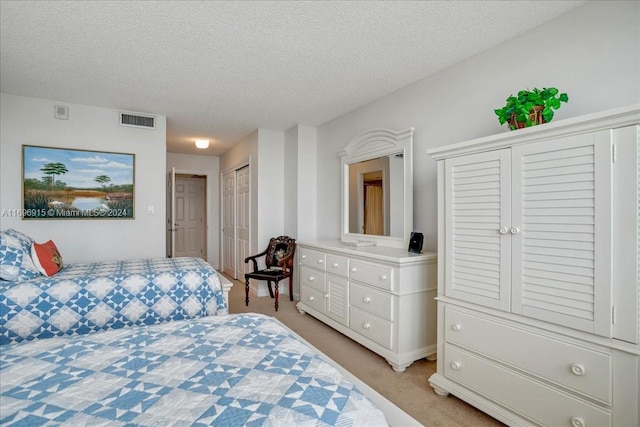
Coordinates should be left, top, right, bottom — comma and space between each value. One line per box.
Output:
195, 139, 209, 149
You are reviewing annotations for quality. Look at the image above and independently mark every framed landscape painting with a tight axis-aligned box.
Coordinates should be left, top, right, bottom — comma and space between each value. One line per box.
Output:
21, 145, 135, 219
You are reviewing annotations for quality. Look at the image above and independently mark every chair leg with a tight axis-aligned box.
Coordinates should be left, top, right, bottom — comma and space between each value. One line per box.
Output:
245, 277, 250, 306
274, 281, 279, 311
289, 275, 293, 301
267, 281, 274, 298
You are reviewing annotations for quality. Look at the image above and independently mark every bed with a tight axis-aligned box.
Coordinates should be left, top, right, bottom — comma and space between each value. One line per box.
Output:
0, 230, 398, 426
1, 312, 390, 426
0, 256, 231, 345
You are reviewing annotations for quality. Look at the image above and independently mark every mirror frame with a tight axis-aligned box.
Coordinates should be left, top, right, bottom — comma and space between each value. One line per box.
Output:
339, 127, 414, 248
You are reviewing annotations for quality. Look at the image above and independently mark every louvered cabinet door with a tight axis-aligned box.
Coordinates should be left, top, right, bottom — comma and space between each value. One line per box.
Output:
444, 149, 512, 310
326, 275, 348, 326
511, 131, 612, 336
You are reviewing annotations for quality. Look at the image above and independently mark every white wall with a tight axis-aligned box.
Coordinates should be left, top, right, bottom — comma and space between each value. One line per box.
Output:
315, 1, 640, 252
256, 129, 284, 247
284, 126, 299, 239
296, 125, 317, 242
166, 152, 220, 268
284, 125, 317, 299
0, 93, 167, 263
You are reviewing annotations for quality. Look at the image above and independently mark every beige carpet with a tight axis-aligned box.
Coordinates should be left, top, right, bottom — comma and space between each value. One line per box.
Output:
226, 277, 505, 427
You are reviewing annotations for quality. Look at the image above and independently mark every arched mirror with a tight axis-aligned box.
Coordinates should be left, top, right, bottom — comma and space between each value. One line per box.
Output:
340, 128, 414, 248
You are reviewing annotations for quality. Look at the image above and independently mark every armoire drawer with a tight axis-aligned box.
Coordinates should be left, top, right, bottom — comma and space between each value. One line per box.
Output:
299, 248, 326, 270
444, 345, 611, 427
350, 282, 393, 321
326, 254, 349, 278
349, 260, 393, 291
300, 265, 326, 293
350, 306, 392, 349
445, 307, 612, 403
300, 285, 326, 313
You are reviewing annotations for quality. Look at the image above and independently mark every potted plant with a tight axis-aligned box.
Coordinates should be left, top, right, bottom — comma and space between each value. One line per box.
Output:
494, 87, 569, 130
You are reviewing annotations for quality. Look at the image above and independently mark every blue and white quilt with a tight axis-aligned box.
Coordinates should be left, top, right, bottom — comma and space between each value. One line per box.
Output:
0, 257, 227, 345
0, 313, 388, 426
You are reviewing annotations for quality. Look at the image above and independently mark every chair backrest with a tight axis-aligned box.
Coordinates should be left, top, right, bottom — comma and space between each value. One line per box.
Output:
265, 236, 296, 269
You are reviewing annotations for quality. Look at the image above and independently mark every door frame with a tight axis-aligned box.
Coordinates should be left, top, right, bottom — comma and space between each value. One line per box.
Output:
220, 160, 250, 280
167, 168, 211, 261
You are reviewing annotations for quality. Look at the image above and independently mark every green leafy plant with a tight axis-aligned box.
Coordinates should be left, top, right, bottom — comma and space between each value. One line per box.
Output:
495, 87, 569, 130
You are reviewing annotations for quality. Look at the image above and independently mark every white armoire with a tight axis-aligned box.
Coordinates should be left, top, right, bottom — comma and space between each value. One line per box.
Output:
428, 105, 639, 427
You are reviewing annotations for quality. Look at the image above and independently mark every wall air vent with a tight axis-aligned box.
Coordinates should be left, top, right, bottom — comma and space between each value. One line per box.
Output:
120, 112, 155, 129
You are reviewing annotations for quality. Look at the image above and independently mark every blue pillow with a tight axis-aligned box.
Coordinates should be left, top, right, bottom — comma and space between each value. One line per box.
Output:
0, 230, 41, 281
5, 228, 35, 246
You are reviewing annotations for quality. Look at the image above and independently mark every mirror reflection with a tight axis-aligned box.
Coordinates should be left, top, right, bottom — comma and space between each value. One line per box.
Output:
347, 154, 404, 237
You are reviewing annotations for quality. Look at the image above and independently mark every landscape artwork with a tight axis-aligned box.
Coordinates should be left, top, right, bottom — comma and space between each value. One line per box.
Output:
22, 145, 135, 219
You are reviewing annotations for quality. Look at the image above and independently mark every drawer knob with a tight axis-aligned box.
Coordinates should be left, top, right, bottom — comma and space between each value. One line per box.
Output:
379, 275, 387, 281
308, 276, 315, 281
362, 322, 371, 329
570, 364, 586, 376
363, 296, 371, 303
332, 263, 339, 268
510, 226, 521, 235
301, 255, 306, 259
317, 259, 324, 264
351, 267, 357, 272
308, 296, 315, 302
499, 226, 509, 234
450, 361, 461, 371
451, 323, 462, 332
570, 417, 586, 427
324, 294, 329, 298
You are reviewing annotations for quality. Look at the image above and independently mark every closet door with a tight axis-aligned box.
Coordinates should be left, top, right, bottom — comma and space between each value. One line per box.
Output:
444, 149, 512, 310
511, 131, 612, 336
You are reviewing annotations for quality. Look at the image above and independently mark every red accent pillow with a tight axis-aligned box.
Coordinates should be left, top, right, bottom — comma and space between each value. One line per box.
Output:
31, 240, 63, 276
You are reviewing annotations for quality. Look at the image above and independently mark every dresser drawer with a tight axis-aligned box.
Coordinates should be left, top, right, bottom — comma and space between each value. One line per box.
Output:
445, 307, 612, 403
300, 265, 325, 293
350, 306, 392, 349
299, 247, 326, 270
326, 254, 349, 278
444, 345, 611, 427
350, 282, 393, 321
349, 260, 393, 291
300, 285, 326, 313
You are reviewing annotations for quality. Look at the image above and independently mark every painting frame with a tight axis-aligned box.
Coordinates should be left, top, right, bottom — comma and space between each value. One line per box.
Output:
21, 145, 135, 220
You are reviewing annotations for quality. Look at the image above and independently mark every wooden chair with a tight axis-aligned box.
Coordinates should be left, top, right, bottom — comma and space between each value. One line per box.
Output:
244, 236, 296, 311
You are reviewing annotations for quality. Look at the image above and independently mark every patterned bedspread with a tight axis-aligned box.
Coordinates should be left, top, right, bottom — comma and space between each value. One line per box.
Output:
0, 257, 227, 345
0, 313, 388, 426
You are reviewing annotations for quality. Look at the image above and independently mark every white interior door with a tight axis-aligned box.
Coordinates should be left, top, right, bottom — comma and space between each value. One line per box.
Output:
174, 176, 206, 259
236, 166, 251, 278
222, 170, 236, 278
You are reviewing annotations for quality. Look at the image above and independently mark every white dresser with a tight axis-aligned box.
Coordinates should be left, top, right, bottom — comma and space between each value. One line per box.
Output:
296, 240, 437, 372
428, 106, 640, 427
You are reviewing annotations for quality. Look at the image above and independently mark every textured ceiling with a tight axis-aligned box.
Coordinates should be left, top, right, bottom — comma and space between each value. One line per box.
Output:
0, 1, 586, 156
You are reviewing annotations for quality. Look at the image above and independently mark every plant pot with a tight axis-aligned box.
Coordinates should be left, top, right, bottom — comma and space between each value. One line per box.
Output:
508, 105, 545, 130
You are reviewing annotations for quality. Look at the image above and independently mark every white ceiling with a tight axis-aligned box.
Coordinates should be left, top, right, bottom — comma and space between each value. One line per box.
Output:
0, 1, 586, 156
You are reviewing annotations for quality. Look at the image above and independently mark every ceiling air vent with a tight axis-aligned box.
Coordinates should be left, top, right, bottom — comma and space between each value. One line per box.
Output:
120, 112, 155, 129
